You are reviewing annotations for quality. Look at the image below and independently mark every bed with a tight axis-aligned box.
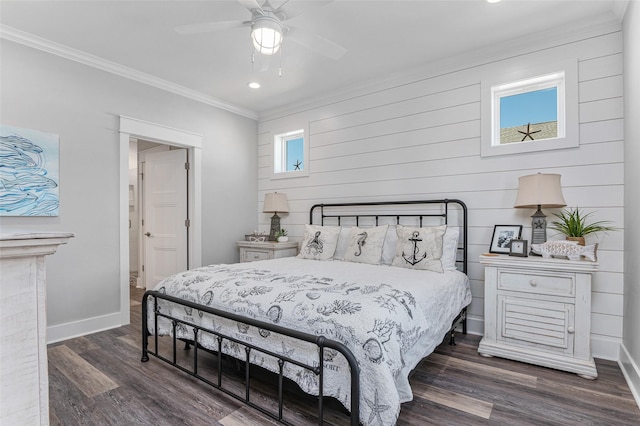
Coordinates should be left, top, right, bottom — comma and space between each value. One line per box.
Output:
141, 199, 471, 425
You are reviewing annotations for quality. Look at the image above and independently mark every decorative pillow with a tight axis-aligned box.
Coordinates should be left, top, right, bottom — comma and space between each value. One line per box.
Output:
441, 226, 460, 271
381, 225, 398, 265
343, 225, 389, 265
391, 225, 446, 272
333, 226, 354, 260
297, 225, 341, 261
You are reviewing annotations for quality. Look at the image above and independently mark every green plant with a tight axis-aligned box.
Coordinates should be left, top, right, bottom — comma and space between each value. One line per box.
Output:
548, 208, 616, 237
275, 229, 288, 238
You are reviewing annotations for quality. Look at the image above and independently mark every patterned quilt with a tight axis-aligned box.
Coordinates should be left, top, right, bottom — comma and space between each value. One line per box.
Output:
148, 257, 471, 425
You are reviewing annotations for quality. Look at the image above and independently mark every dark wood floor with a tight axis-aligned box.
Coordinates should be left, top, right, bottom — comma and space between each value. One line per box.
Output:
48, 286, 640, 425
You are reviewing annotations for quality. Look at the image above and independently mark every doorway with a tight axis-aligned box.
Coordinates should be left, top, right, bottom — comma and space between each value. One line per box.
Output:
129, 140, 189, 290
119, 116, 202, 325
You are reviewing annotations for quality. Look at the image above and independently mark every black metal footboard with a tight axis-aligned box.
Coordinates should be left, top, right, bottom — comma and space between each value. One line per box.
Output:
141, 290, 361, 426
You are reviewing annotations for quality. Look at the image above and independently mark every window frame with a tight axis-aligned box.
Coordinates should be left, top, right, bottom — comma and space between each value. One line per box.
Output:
481, 58, 578, 157
272, 126, 309, 179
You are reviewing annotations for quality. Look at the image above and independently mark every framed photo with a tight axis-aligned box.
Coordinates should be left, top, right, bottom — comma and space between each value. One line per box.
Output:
489, 225, 523, 254
509, 239, 528, 257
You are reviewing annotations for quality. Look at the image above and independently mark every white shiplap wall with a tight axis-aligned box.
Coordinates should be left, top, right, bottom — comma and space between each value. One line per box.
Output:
257, 24, 624, 360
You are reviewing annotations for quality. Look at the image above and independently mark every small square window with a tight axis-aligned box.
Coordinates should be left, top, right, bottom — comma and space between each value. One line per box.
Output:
481, 59, 578, 157
273, 128, 308, 178
494, 72, 564, 146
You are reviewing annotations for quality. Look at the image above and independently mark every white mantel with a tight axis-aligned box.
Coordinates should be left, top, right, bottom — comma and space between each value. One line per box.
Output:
0, 231, 74, 426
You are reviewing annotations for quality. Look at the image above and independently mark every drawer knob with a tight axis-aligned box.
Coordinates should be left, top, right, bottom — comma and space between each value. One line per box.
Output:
568, 327, 575, 333
529, 280, 538, 287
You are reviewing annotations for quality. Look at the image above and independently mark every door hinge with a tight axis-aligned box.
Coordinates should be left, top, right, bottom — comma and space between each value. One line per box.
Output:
185, 162, 190, 170
185, 219, 191, 228
141, 219, 144, 226
142, 264, 145, 272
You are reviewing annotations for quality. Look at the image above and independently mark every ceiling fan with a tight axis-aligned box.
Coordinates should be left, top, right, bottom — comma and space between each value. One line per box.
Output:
175, 0, 347, 60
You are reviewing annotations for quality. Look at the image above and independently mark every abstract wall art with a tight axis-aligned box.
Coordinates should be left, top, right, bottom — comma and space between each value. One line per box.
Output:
0, 124, 60, 216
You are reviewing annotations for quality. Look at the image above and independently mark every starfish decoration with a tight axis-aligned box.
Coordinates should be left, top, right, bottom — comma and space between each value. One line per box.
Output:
518, 123, 542, 141
365, 389, 391, 425
293, 160, 302, 170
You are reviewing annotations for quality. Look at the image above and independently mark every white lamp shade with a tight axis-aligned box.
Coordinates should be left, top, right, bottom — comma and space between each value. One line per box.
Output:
251, 16, 283, 55
263, 192, 289, 213
514, 173, 566, 208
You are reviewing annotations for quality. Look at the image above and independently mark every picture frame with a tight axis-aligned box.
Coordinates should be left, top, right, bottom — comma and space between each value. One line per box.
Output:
489, 225, 523, 254
508, 239, 528, 257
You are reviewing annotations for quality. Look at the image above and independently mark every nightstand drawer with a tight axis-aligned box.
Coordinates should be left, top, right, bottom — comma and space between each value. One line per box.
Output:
498, 270, 575, 297
243, 249, 271, 262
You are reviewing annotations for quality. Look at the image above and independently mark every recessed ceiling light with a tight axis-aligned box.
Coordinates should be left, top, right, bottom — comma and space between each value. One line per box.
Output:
487, 0, 502, 3
248, 82, 261, 89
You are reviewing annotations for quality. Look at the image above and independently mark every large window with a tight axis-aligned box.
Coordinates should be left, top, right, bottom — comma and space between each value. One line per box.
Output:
273, 128, 308, 178
481, 59, 578, 157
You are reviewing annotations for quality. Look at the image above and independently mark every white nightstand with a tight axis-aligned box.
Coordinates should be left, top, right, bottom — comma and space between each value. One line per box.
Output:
236, 241, 298, 263
478, 254, 599, 379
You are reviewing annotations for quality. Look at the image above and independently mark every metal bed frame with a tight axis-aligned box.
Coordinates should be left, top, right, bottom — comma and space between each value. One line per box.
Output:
141, 199, 468, 425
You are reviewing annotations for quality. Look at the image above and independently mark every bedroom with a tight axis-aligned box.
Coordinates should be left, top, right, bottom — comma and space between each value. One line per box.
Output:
0, 0, 638, 424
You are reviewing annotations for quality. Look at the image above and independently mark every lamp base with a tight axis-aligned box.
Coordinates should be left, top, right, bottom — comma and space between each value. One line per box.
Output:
530, 206, 547, 254
269, 213, 281, 241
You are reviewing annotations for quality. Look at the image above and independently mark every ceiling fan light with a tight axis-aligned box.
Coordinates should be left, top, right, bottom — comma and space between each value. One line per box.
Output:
251, 16, 283, 55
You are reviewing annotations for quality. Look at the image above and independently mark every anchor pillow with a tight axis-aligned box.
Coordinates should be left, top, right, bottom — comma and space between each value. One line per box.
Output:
343, 225, 389, 265
297, 225, 342, 261
391, 225, 447, 272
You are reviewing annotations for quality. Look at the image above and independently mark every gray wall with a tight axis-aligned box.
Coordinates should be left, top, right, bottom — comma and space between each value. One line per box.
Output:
258, 23, 625, 362
0, 40, 258, 339
623, 0, 640, 405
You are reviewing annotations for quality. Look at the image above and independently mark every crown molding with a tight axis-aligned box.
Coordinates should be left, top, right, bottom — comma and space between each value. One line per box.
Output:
259, 16, 622, 123
0, 25, 258, 121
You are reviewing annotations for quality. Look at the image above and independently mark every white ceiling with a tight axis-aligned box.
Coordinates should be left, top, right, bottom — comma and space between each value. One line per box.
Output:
0, 0, 625, 119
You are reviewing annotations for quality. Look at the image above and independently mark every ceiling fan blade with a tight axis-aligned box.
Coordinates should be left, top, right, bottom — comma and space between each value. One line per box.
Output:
237, 0, 264, 14
286, 27, 347, 60
175, 20, 246, 35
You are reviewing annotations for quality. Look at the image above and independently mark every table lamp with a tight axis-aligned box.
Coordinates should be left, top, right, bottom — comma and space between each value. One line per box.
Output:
514, 173, 566, 245
263, 192, 289, 241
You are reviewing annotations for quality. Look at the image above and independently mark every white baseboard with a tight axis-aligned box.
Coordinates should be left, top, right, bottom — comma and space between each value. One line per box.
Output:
619, 344, 640, 410
591, 335, 621, 361
47, 312, 124, 344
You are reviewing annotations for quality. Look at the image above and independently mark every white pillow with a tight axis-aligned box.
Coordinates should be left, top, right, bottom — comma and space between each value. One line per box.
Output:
343, 225, 389, 265
391, 225, 446, 272
333, 227, 353, 260
381, 225, 398, 265
297, 225, 341, 261
441, 226, 460, 271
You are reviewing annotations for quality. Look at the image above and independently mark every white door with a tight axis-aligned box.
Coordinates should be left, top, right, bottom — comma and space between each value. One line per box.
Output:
143, 149, 188, 289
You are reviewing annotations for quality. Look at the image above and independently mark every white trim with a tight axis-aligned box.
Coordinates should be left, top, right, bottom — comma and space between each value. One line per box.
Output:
271, 123, 310, 179
620, 343, 640, 410
590, 335, 621, 361
481, 58, 579, 157
0, 25, 258, 120
259, 19, 620, 122
47, 312, 122, 344
119, 116, 203, 326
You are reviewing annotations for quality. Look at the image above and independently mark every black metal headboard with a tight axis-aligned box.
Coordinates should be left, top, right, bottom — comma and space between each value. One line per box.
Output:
309, 199, 468, 274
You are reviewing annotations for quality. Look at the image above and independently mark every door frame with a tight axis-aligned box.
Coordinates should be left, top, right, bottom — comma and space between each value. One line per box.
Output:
119, 116, 202, 325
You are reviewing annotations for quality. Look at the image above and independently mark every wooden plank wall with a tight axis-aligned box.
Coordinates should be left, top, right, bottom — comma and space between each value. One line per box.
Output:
257, 24, 624, 361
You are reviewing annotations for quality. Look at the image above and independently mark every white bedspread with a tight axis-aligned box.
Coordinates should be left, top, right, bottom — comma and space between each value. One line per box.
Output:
149, 257, 471, 425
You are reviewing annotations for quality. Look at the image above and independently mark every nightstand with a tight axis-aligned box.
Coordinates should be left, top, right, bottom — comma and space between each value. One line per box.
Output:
236, 241, 298, 263
478, 254, 599, 379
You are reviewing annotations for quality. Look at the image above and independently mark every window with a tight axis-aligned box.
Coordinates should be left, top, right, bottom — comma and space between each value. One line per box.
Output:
495, 73, 563, 145
481, 59, 578, 157
273, 128, 308, 178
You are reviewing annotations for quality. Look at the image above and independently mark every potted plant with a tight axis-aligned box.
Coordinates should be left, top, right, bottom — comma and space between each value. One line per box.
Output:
548, 207, 616, 245
275, 229, 288, 242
